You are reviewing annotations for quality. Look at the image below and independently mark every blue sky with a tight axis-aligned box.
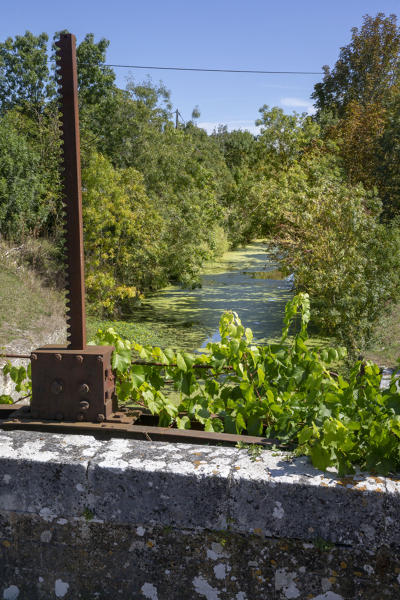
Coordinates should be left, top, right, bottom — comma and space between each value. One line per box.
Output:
1, 1, 400, 133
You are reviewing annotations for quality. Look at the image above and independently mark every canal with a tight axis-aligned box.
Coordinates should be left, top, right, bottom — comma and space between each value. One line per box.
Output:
126, 240, 293, 350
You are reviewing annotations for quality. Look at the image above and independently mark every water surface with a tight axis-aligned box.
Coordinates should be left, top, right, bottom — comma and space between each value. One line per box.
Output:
129, 241, 293, 350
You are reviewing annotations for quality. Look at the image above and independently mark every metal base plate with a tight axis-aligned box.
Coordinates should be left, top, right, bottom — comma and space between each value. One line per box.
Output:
30, 345, 115, 422
0, 406, 288, 448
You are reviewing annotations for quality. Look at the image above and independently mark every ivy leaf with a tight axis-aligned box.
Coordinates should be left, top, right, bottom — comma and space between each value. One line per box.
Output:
112, 348, 132, 372
176, 416, 191, 429
132, 365, 146, 387
247, 415, 263, 436
310, 443, 332, 471
298, 426, 314, 445
0, 395, 13, 404
164, 348, 175, 364
183, 352, 196, 369
176, 353, 187, 372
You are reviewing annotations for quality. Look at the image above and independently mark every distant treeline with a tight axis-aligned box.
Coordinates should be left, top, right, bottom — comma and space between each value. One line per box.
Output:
2, 14, 400, 348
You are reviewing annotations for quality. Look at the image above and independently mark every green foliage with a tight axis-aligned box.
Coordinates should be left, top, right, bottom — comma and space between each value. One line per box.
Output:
0, 31, 53, 115
76, 34, 115, 106
264, 155, 400, 349
1, 360, 31, 403
0, 112, 49, 238
256, 106, 320, 171
235, 442, 265, 461
312, 13, 400, 117
91, 294, 400, 476
82, 152, 163, 315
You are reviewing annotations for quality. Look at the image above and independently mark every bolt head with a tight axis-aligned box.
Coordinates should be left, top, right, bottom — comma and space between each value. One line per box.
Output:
79, 383, 90, 394
79, 400, 90, 411
96, 413, 105, 423
50, 380, 63, 395
31, 353, 37, 361
54, 353, 62, 361
97, 355, 103, 363
76, 355, 84, 364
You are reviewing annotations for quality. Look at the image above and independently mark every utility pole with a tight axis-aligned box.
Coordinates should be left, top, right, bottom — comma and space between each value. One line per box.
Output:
175, 108, 179, 129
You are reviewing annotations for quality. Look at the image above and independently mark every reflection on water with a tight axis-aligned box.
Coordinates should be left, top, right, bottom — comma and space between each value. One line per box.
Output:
128, 241, 293, 350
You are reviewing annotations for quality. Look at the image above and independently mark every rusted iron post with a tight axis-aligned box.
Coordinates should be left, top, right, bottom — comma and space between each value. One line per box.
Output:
55, 33, 86, 349
28, 34, 115, 423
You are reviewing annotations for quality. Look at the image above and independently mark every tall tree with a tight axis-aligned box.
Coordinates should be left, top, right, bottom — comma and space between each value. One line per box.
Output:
312, 13, 400, 117
0, 31, 52, 116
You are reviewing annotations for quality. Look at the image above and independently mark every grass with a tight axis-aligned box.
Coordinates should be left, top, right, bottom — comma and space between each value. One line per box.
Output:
364, 302, 400, 367
0, 247, 64, 348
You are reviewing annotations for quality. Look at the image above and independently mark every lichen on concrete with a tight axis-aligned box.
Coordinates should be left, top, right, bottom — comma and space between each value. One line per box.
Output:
1, 429, 400, 598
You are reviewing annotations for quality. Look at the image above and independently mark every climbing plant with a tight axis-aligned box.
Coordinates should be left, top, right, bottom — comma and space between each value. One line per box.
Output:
89, 293, 400, 476
4, 293, 400, 474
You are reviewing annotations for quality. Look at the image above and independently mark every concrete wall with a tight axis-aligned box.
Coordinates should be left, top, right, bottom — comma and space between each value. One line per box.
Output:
1, 429, 400, 599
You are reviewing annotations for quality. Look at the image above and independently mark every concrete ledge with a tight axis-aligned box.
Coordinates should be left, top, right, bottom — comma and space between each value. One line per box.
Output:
1, 430, 400, 599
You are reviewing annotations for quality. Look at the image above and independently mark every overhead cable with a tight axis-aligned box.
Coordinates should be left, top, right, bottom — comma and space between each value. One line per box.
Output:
103, 64, 323, 75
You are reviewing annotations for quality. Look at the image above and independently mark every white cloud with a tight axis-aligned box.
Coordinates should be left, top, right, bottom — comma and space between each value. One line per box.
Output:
198, 120, 261, 135
280, 97, 316, 114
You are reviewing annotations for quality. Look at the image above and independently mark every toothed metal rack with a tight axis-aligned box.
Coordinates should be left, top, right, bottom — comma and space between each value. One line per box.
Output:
27, 33, 116, 424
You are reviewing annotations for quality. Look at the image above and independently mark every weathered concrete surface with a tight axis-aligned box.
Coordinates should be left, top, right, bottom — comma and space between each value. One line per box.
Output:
1, 430, 400, 599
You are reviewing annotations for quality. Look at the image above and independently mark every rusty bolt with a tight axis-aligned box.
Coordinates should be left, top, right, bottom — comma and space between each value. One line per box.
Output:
54, 353, 62, 361
79, 383, 90, 394
96, 413, 105, 423
97, 355, 103, 363
79, 400, 90, 411
76, 355, 84, 364
77, 413, 84, 421
50, 380, 63, 395
55, 413, 64, 421
31, 353, 37, 361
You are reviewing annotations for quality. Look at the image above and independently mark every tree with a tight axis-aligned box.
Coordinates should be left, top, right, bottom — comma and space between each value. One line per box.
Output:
0, 31, 53, 116
262, 152, 400, 349
332, 100, 386, 189
255, 106, 320, 171
375, 94, 400, 215
212, 126, 256, 170
82, 152, 163, 315
312, 13, 400, 116
0, 112, 48, 238
76, 33, 116, 106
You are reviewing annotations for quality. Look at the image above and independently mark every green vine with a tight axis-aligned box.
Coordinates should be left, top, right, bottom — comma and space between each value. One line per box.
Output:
4, 293, 400, 475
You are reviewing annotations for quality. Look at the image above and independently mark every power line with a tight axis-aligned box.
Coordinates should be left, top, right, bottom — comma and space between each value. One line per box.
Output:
103, 64, 323, 75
